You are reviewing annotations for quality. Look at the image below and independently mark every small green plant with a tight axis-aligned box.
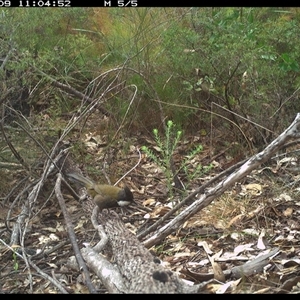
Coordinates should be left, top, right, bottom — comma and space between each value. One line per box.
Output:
179, 144, 211, 184
141, 120, 210, 201
142, 120, 180, 198
12, 251, 19, 271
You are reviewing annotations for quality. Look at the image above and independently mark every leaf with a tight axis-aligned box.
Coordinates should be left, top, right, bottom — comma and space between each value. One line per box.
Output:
240, 183, 263, 196
152, 146, 162, 152
208, 250, 225, 283
142, 198, 156, 206
283, 207, 293, 217
216, 279, 242, 294
234, 243, 254, 255
197, 241, 213, 255
257, 229, 266, 250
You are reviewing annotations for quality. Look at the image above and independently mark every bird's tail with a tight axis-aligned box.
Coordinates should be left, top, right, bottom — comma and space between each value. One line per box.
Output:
67, 173, 95, 187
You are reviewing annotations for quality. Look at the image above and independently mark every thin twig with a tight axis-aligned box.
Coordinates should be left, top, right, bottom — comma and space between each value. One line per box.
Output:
0, 239, 69, 294
114, 147, 142, 186
55, 173, 97, 294
137, 159, 246, 241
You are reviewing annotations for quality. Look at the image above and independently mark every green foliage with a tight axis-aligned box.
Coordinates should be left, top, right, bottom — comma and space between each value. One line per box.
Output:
12, 251, 19, 271
150, 7, 300, 139
0, 8, 102, 78
141, 120, 208, 199
1, 7, 300, 146
0, 7, 106, 117
279, 53, 300, 72
179, 144, 212, 189
141, 120, 181, 198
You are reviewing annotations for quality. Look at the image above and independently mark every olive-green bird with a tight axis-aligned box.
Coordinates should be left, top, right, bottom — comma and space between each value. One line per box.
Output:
67, 173, 134, 211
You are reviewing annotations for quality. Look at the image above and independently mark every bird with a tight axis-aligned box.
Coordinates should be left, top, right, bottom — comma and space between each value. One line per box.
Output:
67, 173, 134, 211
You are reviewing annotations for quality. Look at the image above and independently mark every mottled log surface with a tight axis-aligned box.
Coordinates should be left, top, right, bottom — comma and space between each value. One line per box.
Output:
98, 212, 197, 294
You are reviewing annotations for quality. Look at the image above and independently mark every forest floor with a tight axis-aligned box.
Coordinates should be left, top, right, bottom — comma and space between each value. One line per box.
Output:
1, 117, 300, 294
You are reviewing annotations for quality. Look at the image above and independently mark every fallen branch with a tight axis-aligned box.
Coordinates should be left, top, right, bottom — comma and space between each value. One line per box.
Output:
143, 113, 300, 248
55, 173, 97, 294
83, 211, 210, 293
